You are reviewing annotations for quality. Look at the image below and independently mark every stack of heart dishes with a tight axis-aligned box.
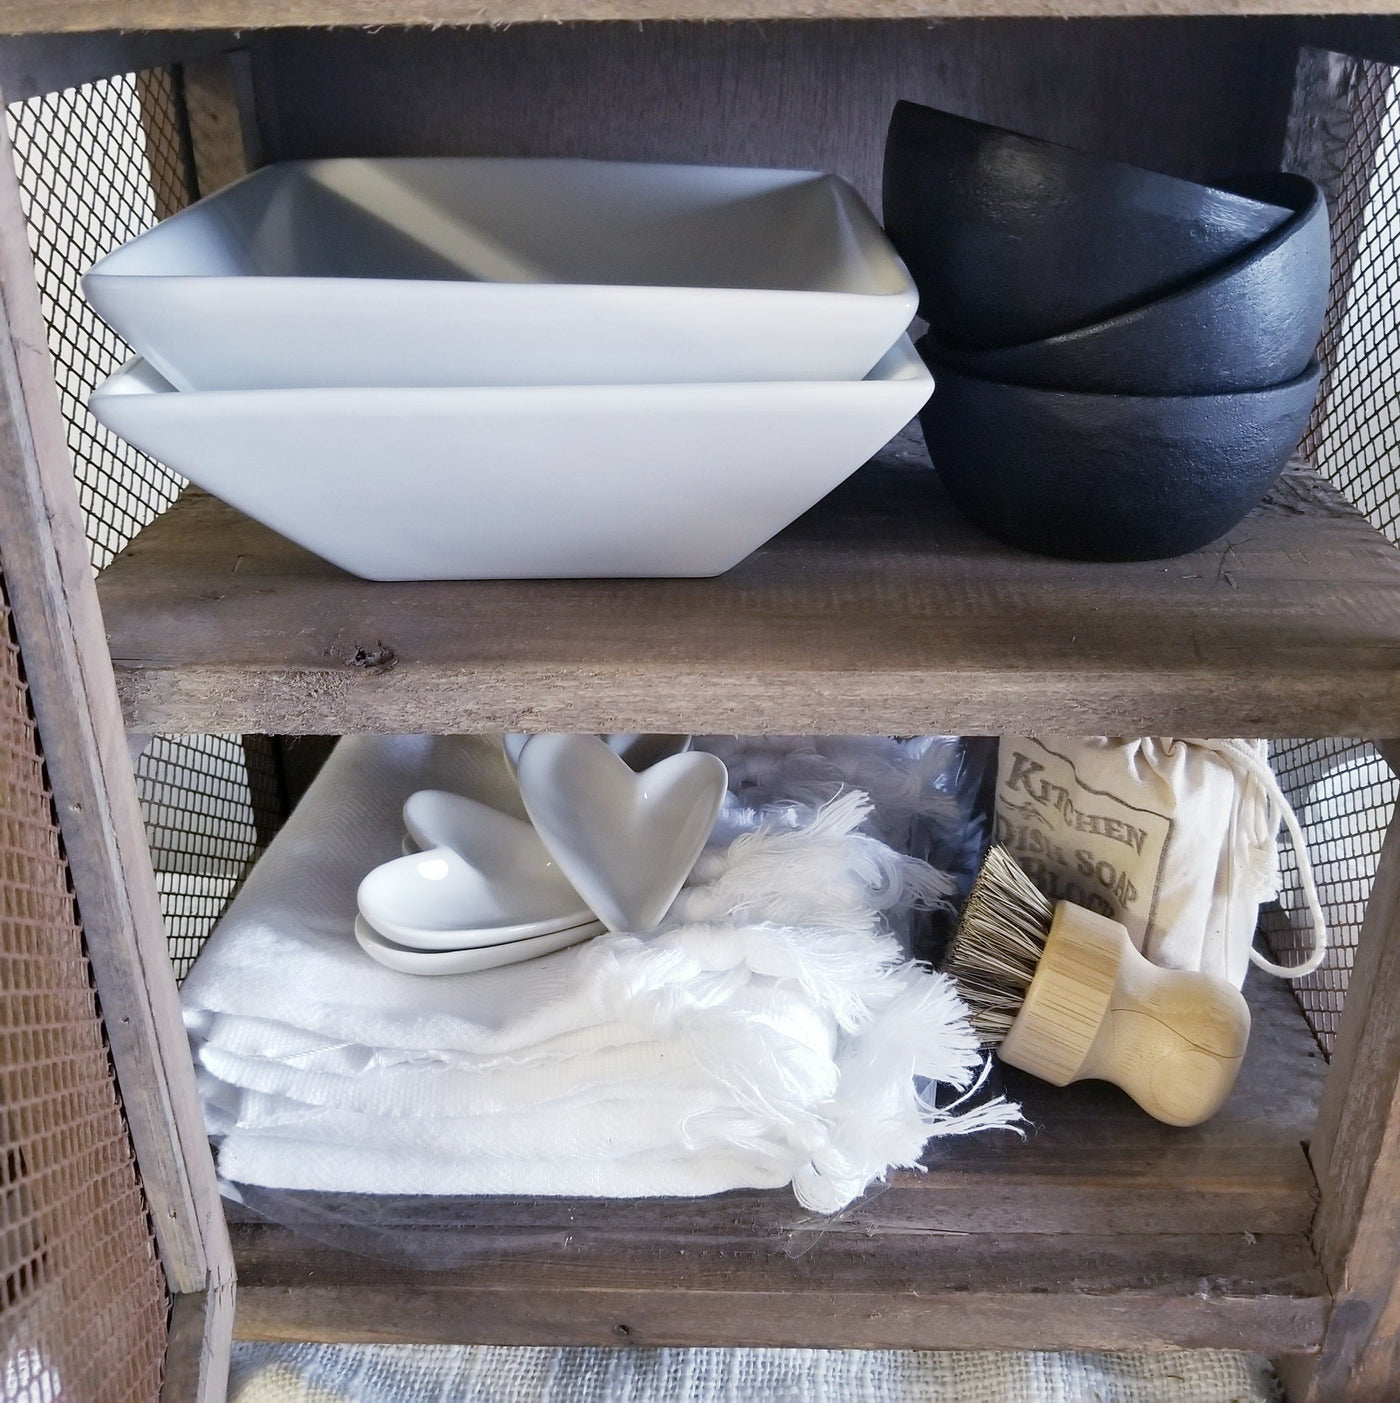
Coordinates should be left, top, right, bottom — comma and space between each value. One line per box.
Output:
354, 734, 728, 975
882, 101, 1332, 561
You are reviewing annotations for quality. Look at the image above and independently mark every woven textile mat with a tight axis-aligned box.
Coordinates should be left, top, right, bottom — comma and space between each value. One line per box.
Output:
228, 1343, 1280, 1402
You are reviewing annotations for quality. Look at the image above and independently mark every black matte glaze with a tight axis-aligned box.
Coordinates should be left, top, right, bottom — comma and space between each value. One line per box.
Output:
930, 174, 1328, 395
883, 101, 1292, 350
917, 350, 1322, 561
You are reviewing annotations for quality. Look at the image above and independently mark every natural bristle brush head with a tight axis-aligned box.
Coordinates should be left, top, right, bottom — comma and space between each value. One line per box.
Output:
942, 844, 1252, 1126
944, 846, 1054, 1045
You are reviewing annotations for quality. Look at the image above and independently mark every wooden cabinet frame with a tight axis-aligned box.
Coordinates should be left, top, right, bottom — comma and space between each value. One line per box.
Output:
0, 57, 232, 1403
4, 14, 1400, 1402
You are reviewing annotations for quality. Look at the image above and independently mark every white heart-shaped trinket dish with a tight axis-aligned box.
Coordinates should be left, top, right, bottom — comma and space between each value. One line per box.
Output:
502, 733, 692, 774
359, 790, 591, 944
358, 846, 591, 947
354, 914, 604, 975
514, 734, 727, 933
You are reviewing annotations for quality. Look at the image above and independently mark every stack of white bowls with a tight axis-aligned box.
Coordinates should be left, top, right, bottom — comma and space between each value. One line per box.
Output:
83, 157, 931, 581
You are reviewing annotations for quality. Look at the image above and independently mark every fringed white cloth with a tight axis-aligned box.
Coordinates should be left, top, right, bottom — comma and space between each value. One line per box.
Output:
182, 736, 1019, 1211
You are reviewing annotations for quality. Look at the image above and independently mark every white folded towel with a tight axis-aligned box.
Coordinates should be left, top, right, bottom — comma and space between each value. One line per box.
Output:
183, 736, 1018, 1212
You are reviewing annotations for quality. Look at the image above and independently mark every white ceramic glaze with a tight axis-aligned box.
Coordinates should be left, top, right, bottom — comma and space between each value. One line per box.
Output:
359, 791, 591, 943
354, 913, 604, 975
87, 340, 931, 580
502, 733, 692, 775
83, 158, 918, 390
401, 789, 581, 911
514, 734, 728, 934
358, 844, 594, 947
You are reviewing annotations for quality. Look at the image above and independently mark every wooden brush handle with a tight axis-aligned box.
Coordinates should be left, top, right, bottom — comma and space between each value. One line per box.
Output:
998, 902, 1251, 1127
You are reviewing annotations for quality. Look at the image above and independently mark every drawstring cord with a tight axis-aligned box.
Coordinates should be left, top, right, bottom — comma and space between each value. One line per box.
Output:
1188, 739, 1328, 979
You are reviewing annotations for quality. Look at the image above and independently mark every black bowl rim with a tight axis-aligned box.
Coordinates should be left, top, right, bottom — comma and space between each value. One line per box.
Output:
924, 175, 1325, 363
916, 341, 1322, 405
886, 99, 1295, 217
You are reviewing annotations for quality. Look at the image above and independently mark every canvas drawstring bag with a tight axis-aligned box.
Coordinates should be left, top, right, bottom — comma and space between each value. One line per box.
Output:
994, 738, 1326, 988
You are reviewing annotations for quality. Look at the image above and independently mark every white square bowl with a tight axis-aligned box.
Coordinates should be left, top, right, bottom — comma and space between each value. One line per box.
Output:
82, 157, 918, 391
88, 337, 932, 580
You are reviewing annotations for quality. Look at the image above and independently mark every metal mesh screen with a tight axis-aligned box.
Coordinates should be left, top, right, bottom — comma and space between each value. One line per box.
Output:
137, 735, 281, 982
1264, 53, 1400, 1053
1259, 740, 1397, 1052
6, 70, 186, 570
1300, 57, 1400, 536
6, 68, 284, 981
0, 574, 167, 1402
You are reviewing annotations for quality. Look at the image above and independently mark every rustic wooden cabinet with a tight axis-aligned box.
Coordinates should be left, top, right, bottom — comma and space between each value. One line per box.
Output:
3, 8, 1400, 1403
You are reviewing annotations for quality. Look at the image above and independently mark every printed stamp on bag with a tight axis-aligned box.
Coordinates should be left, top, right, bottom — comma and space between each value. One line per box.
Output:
995, 739, 1172, 945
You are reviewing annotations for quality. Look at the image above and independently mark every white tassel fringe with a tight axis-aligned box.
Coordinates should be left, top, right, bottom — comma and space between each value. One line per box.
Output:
580, 789, 1021, 1211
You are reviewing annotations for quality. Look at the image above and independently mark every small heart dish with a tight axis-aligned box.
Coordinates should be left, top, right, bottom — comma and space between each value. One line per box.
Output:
502, 734, 693, 774
514, 734, 728, 934
357, 790, 592, 951
354, 915, 604, 975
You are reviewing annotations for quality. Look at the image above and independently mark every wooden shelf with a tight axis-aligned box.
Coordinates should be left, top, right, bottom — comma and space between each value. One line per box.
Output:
97, 439, 1400, 736
4, 0, 1399, 33
228, 978, 1329, 1352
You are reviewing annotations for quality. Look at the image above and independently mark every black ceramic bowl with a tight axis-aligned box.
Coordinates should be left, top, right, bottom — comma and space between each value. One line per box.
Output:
917, 348, 1322, 561
883, 101, 1293, 350
930, 174, 1328, 395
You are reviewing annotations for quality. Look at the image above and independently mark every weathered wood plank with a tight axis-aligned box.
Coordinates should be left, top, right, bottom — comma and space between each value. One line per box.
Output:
161, 1286, 234, 1403
97, 447, 1400, 736
230, 1223, 1328, 1352
183, 48, 252, 196
0, 81, 229, 1297
1300, 770, 1400, 1400
0, 0, 1395, 32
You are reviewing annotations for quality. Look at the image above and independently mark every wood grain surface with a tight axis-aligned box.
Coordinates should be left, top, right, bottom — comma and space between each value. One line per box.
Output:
1294, 795, 1400, 1399
184, 49, 252, 197
0, 0, 1395, 33
160, 1285, 236, 1403
96, 442, 1400, 736
230, 1226, 1328, 1352
249, 19, 1298, 214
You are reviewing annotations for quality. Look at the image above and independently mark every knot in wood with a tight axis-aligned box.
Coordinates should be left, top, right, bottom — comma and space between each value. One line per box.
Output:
326, 640, 396, 673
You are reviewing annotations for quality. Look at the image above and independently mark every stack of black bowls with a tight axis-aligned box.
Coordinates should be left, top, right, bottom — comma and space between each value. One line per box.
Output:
883, 101, 1331, 561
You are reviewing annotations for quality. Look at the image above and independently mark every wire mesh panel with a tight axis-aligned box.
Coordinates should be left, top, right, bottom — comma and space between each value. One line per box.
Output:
1301, 58, 1400, 536
137, 735, 271, 981
1265, 52, 1400, 1053
6, 68, 284, 981
1259, 741, 1397, 1053
6, 71, 186, 570
0, 575, 167, 1403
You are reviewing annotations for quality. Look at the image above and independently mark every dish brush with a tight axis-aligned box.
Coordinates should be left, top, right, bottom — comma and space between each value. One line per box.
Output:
944, 846, 1251, 1126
